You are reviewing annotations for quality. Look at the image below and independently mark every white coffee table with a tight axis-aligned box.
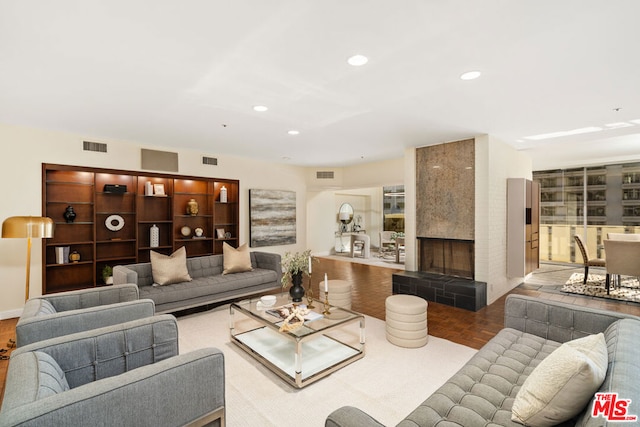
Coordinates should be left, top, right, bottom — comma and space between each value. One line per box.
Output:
230, 293, 365, 388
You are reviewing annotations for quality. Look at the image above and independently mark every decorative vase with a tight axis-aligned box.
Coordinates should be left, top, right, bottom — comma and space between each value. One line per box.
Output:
186, 198, 199, 216
150, 224, 159, 247
63, 205, 76, 223
220, 186, 227, 203
289, 271, 305, 303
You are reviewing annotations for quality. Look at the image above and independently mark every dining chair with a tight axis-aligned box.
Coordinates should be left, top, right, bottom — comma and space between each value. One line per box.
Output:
607, 232, 640, 241
379, 231, 395, 255
574, 235, 606, 284
603, 239, 640, 294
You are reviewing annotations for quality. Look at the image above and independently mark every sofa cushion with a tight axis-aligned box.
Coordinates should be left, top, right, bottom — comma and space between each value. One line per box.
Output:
150, 247, 192, 286
511, 333, 607, 427
222, 243, 253, 274
397, 328, 562, 427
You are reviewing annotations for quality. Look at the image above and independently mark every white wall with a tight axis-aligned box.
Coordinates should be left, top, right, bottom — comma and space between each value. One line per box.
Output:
0, 123, 309, 316
475, 135, 532, 304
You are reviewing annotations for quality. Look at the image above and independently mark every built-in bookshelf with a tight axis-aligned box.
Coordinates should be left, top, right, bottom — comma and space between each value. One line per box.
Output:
42, 164, 239, 294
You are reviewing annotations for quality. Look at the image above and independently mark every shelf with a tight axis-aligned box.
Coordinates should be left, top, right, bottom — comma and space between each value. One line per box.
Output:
44, 163, 239, 294
46, 261, 93, 268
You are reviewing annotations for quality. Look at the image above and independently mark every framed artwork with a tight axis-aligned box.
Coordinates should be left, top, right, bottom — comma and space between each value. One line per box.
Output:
153, 183, 165, 196
249, 189, 296, 247
216, 228, 225, 239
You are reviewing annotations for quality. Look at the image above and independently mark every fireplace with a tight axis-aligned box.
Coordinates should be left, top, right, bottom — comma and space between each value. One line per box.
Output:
392, 237, 485, 311
418, 237, 474, 280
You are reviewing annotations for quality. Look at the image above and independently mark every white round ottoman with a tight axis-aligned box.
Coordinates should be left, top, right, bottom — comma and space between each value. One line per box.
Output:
317, 279, 352, 310
385, 294, 428, 348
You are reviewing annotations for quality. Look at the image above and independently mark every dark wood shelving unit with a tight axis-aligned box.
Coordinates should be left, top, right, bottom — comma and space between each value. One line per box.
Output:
42, 164, 240, 294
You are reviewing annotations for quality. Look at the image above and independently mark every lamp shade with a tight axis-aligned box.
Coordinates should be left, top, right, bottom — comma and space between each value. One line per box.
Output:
2, 216, 54, 239
339, 212, 350, 221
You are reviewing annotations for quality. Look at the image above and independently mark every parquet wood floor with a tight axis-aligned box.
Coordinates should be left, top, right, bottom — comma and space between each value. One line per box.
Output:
2, 258, 640, 403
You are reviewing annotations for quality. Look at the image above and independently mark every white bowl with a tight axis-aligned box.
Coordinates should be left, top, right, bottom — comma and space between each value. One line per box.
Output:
260, 295, 277, 307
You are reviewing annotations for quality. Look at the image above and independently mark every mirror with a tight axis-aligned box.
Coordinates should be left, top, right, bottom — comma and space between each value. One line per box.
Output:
338, 203, 354, 224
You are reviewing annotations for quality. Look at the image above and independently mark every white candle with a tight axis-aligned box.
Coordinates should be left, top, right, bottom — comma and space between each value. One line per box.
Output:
324, 273, 328, 292
308, 256, 312, 274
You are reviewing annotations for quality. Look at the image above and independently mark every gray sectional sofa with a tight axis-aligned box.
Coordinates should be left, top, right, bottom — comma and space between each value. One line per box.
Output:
113, 251, 281, 313
326, 294, 640, 427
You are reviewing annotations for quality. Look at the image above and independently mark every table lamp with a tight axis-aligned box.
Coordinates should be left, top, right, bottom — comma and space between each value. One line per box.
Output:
2, 216, 54, 301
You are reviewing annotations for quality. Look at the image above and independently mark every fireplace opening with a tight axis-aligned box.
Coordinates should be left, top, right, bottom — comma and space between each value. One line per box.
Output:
418, 237, 474, 280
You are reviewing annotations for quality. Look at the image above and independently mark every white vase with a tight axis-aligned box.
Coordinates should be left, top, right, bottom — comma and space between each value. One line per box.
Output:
150, 224, 159, 247
220, 186, 227, 203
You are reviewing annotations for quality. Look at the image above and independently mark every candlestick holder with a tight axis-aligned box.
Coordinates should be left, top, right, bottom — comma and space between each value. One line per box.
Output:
306, 276, 315, 309
323, 291, 331, 315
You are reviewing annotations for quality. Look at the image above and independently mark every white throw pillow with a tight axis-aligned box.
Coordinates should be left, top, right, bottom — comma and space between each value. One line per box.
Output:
511, 333, 608, 427
223, 242, 253, 274
150, 247, 192, 286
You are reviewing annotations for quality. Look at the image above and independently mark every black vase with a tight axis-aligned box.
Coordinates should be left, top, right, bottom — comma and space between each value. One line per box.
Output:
63, 206, 76, 223
289, 272, 305, 303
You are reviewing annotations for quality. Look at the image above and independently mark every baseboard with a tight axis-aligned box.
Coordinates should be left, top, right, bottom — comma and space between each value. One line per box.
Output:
0, 308, 22, 320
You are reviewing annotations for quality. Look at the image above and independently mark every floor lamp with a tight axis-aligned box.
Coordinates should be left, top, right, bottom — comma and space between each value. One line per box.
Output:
2, 216, 54, 302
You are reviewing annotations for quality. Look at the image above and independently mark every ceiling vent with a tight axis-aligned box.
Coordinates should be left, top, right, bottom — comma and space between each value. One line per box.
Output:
83, 141, 107, 153
202, 156, 218, 166
316, 171, 335, 179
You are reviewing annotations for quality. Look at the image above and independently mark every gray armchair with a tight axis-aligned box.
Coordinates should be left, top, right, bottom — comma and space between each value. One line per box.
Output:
16, 284, 154, 347
1, 315, 225, 427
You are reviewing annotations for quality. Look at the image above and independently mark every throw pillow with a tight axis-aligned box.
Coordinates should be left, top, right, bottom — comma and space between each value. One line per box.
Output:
511, 333, 608, 427
223, 242, 253, 274
150, 247, 192, 286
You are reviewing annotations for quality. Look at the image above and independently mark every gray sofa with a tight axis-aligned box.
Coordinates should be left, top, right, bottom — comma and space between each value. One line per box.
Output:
16, 284, 155, 347
326, 294, 640, 427
113, 251, 281, 313
0, 315, 225, 427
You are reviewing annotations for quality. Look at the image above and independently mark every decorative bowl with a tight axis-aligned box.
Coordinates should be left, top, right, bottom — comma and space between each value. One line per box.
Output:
260, 295, 277, 307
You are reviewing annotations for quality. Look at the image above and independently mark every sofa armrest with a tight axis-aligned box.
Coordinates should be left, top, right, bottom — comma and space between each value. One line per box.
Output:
11, 314, 179, 389
16, 299, 155, 347
325, 406, 386, 427
504, 294, 640, 343
253, 251, 282, 277
1, 347, 225, 427
113, 265, 139, 286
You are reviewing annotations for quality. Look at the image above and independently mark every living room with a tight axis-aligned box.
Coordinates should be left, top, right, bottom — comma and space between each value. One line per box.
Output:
2, 2, 640, 426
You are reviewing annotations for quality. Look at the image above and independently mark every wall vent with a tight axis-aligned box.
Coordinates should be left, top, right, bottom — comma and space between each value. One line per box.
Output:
83, 141, 107, 153
202, 156, 218, 166
316, 171, 335, 179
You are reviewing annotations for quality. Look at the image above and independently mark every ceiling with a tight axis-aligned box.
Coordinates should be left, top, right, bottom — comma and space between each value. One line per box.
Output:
2, 1, 639, 170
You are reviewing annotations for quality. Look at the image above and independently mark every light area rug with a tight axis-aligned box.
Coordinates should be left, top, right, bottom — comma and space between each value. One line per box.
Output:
562, 272, 640, 303
177, 305, 477, 427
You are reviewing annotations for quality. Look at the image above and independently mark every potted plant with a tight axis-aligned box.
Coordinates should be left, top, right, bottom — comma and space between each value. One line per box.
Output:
281, 250, 312, 302
102, 265, 113, 285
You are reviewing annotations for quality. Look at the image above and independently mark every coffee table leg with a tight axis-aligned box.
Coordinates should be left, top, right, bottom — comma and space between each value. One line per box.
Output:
360, 317, 366, 348
229, 306, 235, 338
295, 339, 302, 387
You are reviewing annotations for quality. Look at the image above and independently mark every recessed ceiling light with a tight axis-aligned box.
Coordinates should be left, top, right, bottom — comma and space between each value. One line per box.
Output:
287, 130, 300, 135
460, 71, 481, 80
347, 54, 368, 66
253, 105, 268, 112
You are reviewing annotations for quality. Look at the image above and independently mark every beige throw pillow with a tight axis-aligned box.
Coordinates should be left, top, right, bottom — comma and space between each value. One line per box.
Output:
511, 333, 608, 427
150, 247, 192, 286
223, 242, 253, 274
